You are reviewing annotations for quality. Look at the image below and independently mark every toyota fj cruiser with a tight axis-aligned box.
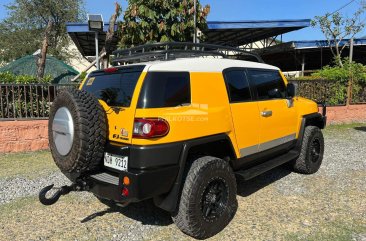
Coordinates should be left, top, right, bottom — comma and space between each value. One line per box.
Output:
41, 42, 326, 239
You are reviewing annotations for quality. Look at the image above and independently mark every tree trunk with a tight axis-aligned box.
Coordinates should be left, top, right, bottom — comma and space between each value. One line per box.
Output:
346, 69, 354, 106
334, 42, 343, 67
36, 19, 53, 79
100, 3, 120, 69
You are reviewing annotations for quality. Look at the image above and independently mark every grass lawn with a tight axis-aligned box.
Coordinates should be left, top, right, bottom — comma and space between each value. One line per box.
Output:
0, 150, 57, 179
324, 122, 366, 133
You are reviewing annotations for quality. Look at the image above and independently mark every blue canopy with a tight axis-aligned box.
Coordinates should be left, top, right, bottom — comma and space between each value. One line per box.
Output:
67, 19, 310, 56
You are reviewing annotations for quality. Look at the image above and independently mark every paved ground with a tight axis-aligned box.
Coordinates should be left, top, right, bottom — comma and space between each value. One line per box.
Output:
0, 124, 365, 241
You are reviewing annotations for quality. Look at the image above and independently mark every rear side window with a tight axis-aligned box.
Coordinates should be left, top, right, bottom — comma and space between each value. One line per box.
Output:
137, 72, 190, 108
82, 68, 143, 107
224, 70, 252, 102
247, 69, 286, 100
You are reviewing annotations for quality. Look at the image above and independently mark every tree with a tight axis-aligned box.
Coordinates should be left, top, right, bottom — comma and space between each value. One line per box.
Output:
0, 23, 43, 65
119, 0, 210, 48
100, 2, 122, 69
0, 0, 85, 78
311, 1, 366, 67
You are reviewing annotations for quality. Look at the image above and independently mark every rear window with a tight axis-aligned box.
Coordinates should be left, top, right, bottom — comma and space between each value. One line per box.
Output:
137, 72, 191, 108
224, 69, 252, 102
82, 67, 143, 107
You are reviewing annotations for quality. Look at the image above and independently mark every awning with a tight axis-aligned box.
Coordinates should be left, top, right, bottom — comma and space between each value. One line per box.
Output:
205, 19, 310, 46
67, 19, 310, 57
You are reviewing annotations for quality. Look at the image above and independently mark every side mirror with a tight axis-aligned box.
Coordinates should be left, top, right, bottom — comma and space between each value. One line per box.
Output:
287, 83, 297, 98
268, 88, 281, 99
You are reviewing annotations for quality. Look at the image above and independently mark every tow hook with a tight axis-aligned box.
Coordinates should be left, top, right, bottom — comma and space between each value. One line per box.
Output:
39, 181, 88, 206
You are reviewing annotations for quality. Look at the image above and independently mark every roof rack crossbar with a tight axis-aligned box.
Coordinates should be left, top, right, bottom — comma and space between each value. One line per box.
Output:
112, 42, 264, 64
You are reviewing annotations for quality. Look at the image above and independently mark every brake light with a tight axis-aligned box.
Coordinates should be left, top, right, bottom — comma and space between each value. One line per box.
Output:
104, 67, 118, 73
133, 118, 169, 138
122, 187, 129, 197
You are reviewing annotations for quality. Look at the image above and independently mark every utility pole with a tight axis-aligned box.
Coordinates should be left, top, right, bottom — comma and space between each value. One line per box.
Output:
88, 14, 103, 70
193, 0, 197, 43
347, 38, 354, 105
349, 38, 354, 63
95, 31, 99, 70
301, 55, 306, 77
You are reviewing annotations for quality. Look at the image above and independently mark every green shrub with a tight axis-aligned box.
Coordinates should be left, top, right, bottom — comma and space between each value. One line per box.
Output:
312, 59, 366, 83
0, 71, 52, 84
78, 71, 87, 82
290, 79, 347, 106
290, 58, 366, 105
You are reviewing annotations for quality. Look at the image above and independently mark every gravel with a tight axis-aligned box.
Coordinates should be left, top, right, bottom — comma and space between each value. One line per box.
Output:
0, 172, 70, 205
0, 125, 365, 240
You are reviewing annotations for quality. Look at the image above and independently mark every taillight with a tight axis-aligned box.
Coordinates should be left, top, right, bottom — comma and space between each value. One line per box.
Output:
104, 67, 118, 73
133, 118, 169, 138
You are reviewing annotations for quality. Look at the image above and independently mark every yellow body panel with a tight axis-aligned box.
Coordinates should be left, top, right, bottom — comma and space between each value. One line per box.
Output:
78, 76, 88, 90
132, 73, 236, 152
82, 67, 319, 160
279, 71, 289, 85
229, 102, 260, 155
257, 99, 297, 143
293, 96, 319, 138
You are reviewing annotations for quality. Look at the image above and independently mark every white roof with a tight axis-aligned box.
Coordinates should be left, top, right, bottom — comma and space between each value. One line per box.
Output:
139, 58, 279, 73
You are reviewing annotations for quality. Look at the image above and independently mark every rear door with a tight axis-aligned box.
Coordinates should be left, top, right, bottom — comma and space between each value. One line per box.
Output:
223, 68, 261, 157
81, 65, 145, 144
246, 68, 297, 151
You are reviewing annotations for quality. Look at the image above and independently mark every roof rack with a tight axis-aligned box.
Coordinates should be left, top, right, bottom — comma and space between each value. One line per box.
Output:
112, 42, 264, 64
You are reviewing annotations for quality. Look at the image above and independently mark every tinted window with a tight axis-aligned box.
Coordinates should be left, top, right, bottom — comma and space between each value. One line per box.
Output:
247, 69, 286, 100
137, 72, 190, 108
224, 70, 252, 102
82, 69, 143, 107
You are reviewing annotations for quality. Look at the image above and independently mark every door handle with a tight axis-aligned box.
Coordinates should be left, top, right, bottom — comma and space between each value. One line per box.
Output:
261, 110, 272, 117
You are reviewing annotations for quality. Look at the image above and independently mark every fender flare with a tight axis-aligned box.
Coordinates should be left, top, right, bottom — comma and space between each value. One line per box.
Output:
295, 113, 327, 152
153, 133, 236, 212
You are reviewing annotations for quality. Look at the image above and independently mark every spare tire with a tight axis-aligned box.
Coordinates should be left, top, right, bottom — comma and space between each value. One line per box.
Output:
48, 88, 107, 174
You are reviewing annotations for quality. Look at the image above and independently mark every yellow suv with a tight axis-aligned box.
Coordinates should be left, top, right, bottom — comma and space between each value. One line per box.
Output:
42, 43, 326, 239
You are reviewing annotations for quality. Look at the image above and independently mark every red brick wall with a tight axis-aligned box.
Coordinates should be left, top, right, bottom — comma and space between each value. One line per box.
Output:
320, 104, 366, 124
0, 120, 49, 153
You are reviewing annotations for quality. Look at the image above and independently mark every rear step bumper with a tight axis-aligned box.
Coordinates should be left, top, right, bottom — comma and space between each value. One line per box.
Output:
88, 165, 179, 203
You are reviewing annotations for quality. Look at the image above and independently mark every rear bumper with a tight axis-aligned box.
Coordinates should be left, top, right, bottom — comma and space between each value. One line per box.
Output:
86, 141, 182, 203
88, 165, 179, 203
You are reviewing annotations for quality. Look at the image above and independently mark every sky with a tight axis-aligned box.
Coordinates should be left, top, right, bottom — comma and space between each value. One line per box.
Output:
0, 0, 365, 42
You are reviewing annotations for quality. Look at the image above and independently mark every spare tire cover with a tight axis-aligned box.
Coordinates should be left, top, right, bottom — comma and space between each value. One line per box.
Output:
48, 88, 107, 174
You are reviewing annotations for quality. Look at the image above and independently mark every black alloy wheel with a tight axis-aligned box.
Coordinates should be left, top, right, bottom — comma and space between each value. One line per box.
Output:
201, 177, 229, 222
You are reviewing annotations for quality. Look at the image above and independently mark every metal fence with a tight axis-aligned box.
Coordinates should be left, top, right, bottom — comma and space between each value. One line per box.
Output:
0, 84, 78, 120
289, 79, 366, 106
290, 79, 347, 106
352, 84, 366, 104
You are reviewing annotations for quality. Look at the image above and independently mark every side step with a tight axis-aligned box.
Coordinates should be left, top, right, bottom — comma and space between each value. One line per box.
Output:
235, 150, 299, 181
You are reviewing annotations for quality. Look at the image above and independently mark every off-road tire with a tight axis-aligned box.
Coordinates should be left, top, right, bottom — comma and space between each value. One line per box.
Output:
292, 126, 324, 174
48, 88, 107, 174
172, 156, 237, 239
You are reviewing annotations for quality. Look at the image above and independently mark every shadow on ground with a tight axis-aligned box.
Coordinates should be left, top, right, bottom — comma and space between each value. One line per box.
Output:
236, 165, 292, 197
354, 126, 366, 132
81, 164, 292, 226
81, 200, 173, 226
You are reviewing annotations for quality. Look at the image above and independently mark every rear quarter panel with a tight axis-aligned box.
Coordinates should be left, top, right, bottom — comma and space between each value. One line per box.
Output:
132, 72, 238, 155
